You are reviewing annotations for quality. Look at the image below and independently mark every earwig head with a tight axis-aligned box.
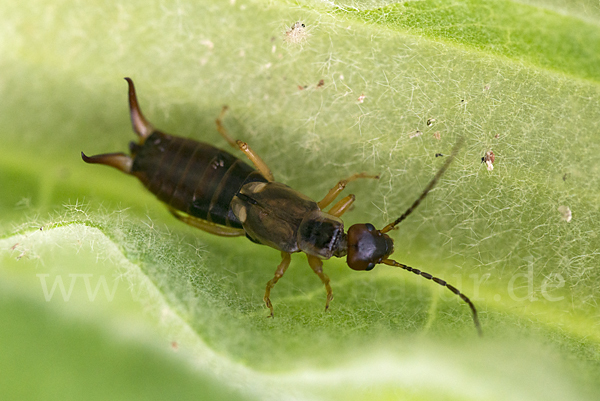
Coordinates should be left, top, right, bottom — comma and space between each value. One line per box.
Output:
346, 223, 394, 271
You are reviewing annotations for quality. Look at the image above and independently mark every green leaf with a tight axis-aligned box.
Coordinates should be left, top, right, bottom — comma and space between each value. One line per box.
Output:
1, 0, 600, 400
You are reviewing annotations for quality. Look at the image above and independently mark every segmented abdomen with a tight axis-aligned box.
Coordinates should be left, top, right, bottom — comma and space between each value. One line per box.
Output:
131, 131, 267, 228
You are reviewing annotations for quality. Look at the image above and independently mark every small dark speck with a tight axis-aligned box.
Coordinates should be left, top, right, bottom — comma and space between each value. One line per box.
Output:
563, 173, 568, 181
435, 153, 444, 157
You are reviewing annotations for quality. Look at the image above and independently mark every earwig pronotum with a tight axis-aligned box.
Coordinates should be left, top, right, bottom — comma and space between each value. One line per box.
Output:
82, 78, 482, 336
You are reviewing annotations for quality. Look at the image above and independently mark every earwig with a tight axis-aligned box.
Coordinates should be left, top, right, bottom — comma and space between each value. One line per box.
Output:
82, 78, 482, 336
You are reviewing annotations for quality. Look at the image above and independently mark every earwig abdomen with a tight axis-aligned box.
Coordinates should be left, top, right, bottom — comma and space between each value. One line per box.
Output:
131, 130, 267, 228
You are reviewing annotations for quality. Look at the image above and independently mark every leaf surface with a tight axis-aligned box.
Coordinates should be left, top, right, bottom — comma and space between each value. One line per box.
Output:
1, 0, 599, 400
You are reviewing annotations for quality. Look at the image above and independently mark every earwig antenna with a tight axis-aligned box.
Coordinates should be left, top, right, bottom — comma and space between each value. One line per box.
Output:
124, 77, 153, 141
381, 137, 464, 234
382, 259, 482, 336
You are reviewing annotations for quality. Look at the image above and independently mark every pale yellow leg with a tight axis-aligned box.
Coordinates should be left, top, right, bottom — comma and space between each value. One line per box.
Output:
169, 208, 245, 237
318, 173, 379, 209
215, 106, 237, 148
215, 106, 275, 181
264, 252, 292, 317
236, 140, 275, 182
307, 254, 333, 311
328, 195, 356, 218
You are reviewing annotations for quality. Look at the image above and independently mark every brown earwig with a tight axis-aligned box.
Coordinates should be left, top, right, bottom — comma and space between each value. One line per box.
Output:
82, 78, 482, 336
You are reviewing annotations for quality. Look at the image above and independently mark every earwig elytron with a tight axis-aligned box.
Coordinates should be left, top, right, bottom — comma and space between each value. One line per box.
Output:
82, 78, 482, 336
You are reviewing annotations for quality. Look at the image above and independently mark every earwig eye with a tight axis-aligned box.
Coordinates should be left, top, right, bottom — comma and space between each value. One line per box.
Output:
365, 223, 375, 231
366, 262, 375, 271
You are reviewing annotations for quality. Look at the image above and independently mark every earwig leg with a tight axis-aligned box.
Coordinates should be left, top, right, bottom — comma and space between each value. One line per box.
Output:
264, 252, 292, 318
318, 173, 379, 209
307, 255, 333, 311
125, 78, 153, 141
81, 152, 133, 174
169, 208, 246, 237
214, 106, 275, 181
215, 106, 238, 148
328, 195, 355, 218
236, 140, 275, 182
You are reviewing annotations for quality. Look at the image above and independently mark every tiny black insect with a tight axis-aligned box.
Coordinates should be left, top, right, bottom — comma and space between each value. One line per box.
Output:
82, 78, 482, 336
